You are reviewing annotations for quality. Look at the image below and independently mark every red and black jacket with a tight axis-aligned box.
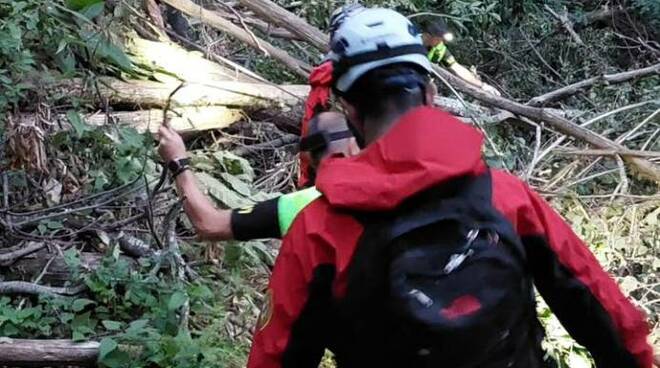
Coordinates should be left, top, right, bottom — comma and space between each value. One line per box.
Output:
248, 107, 653, 368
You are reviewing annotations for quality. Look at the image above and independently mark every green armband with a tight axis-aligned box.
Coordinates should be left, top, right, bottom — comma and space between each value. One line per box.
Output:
277, 187, 322, 236
427, 43, 447, 64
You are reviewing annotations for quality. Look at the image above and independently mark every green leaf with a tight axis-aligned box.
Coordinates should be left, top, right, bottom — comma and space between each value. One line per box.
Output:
168, 291, 187, 311
99, 349, 131, 368
66, 0, 104, 11
98, 337, 118, 362
72, 298, 96, 312
72, 330, 85, 341
102, 320, 122, 331
63, 248, 81, 270
126, 319, 148, 334
66, 110, 90, 138
45, 220, 64, 230
118, 127, 144, 151
55, 47, 76, 74
80, 2, 105, 19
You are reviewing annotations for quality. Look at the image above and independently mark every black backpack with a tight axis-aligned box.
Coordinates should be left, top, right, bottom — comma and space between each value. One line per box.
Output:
337, 171, 538, 368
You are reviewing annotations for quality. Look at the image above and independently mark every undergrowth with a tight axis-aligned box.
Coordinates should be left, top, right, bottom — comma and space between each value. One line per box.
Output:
0, 0, 657, 368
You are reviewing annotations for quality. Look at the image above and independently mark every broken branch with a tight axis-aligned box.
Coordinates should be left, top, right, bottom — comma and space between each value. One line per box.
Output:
528, 63, 660, 106
0, 281, 86, 297
238, 0, 329, 52
432, 66, 660, 183
159, 0, 310, 77
0, 242, 46, 266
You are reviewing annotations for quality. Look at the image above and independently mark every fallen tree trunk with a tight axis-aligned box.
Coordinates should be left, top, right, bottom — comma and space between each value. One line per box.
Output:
54, 78, 308, 109
528, 62, 660, 106
159, 0, 310, 78
82, 106, 243, 134
126, 37, 261, 84
433, 66, 660, 183
0, 338, 98, 367
238, 0, 329, 52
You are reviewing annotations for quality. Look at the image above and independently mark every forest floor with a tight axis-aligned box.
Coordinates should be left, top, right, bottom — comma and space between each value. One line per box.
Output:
0, 0, 658, 367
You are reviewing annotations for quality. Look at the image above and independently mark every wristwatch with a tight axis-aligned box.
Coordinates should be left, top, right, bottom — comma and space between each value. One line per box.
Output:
168, 158, 190, 178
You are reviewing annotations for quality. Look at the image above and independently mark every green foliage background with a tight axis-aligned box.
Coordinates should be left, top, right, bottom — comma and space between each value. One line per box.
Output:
0, 0, 657, 367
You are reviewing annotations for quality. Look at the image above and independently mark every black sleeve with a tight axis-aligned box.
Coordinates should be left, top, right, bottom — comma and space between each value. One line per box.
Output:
441, 49, 457, 67
230, 197, 281, 241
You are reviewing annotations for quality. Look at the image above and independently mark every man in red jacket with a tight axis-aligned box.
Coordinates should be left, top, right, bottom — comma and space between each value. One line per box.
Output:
248, 8, 653, 368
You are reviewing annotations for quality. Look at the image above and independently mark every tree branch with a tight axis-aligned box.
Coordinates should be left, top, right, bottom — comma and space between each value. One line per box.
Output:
432, 66, 660, 183
0, 281, 86, 297
545, 5, 584, 46
237, 0, 329, 52
528, 63, 660, 106
0, 338, 98, 367
159, 0, 310, 78
0, 242, 46, 266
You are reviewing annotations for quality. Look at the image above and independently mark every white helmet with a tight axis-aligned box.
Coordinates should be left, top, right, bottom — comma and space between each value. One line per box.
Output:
329, 3, 366, 39
330, 8, 432, 93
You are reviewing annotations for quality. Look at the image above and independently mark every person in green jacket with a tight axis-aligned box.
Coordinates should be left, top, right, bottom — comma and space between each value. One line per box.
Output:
421, 19, 501, 96
157, 112, 359, 241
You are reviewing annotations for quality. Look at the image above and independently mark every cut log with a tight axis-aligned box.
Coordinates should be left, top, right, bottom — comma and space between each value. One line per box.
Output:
82, 106, 244, 134
433, 65, 660, 183
0, 338, 98, 367
54, 78, 309, 109
237, 0, 329, 51
126, 37, 261, 84
159, 0, 311, 78
528, 63, 660, 106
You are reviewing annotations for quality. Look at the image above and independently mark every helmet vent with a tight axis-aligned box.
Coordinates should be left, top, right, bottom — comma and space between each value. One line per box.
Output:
366, 21, 384, 27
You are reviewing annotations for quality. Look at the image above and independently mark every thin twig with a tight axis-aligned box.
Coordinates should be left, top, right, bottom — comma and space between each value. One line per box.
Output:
544, 5, 585, 46
430, 68, 503, 156
555, 148, 660, 158
523, 119, 543, 180
616, 108, 660, 144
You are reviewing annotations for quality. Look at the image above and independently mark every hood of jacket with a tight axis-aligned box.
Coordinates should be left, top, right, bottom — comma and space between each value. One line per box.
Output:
316, 106, 486, 211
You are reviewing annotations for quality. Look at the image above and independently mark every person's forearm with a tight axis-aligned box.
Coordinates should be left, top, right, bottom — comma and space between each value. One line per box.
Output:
174, 170, 233, 240
450, 63, 483, 88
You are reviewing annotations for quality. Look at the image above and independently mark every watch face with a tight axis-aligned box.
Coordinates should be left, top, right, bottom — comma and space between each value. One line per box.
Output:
169, 158, 188, 173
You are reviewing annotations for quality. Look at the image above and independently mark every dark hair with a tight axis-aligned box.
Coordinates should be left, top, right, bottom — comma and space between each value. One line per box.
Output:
340, 64, 429, 123
422, 19, 449, 37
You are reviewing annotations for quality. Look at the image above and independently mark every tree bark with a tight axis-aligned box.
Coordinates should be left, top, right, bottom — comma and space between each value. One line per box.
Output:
528, 63, 660, 106
159, 0, 310, 78
0, 338, 98, 367
237, 0, 329, 52
433, 66, 660, 183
